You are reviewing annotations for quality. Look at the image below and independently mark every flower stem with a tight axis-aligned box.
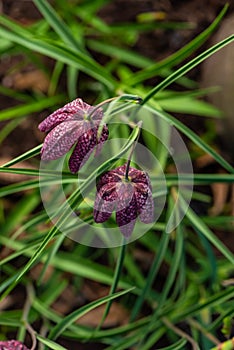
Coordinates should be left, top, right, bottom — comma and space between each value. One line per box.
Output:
88, 94, 142, 120
125, 121, 142, 180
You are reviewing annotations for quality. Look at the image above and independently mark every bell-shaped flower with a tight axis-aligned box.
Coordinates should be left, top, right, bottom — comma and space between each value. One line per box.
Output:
38, 98, 108, 173
94, 164, 154, 238
0, 340, 29, 350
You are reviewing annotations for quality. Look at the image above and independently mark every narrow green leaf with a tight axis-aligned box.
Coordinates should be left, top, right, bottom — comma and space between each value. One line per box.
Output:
33, 0, 85, 52
129, 5, 228, 85
156, 339, 187, 350
139, 207, 184, 350
146, 105, 234, 173
0, 85, 33, 102
158, 96, 222, 117
185, 203, 234, 265
49, 287, 134, 340
48, 61, 64, 96
1, 145, 42, 167
87, 39, 152, 68
142, 34, 234, 103
37, 233, 65, 285
0, 192, 40, 235
97, 239, 127, 329
130, 229, 170, 321
0, 118, 23, 144
0, 167, 72, 177
37, 335, 67, 350
0, 18, 116, 89
0, 95, 66, 121
0, 180, 40, 198
67, 65, 79, 100
174, 287, 234, 322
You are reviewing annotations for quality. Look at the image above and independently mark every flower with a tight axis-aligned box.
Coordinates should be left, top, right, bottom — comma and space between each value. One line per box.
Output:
0, 340, 29, 350
93, 164, 154, 238
38, 98, 108, 173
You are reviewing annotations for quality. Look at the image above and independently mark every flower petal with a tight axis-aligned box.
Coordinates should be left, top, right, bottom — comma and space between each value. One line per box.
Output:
68, 129, 97, 173
89, 106, 103, 121
139, 190, 154, 224
115, 182, 134, 211
41, 120, 84, 160
93, 197, 115, 223
0, 340, 29, 350
134, 182, 150, 212
113, 164, 127, 177
94, 124, 109, 157
116, 195, 137, 238
38, 98, 92, 132
68, 125, 108, 173
130, 169, 151, 188
96, 171, 121, 192
93, 180, 118, 223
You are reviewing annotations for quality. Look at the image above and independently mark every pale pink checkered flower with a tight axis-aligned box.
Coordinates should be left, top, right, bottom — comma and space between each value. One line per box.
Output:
0, 340, 29, 350
38, 98, 108, 173
94, 164, 154, 238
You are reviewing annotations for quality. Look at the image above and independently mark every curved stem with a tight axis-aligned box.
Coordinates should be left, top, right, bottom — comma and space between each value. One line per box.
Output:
125, 121, 142, 180
21, 284, 37, 350
88, 94, 142, 121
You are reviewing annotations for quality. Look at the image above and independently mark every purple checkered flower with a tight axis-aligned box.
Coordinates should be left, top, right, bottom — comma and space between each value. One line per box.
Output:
38, 98, 108, 173
0, 340, 29, 350
94, 164, 154, 238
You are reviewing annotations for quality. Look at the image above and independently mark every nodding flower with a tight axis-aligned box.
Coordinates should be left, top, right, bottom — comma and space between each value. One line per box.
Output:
38, 98, 108, 173
93, 164, 154, 238
0, 340, 30, 350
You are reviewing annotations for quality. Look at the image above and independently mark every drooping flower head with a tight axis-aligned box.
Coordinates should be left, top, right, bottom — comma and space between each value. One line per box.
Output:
0, 340, 29, 350
94, 164, 154, 238
38, 98, 108, 173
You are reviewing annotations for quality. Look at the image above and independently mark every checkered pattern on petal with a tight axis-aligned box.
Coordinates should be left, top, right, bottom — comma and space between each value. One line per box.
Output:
69, 124, 109, 173
68, 128, 97, 173
116, 195, 137, 238
93, 183, 118, 223
39, 98, 108, 172
41, 120, 85, 160
134, 182, 150, 212
39, 98, 89, 132
96, 171, 121, 192
139, 190, 154, 223
93, 164, 154, 238
0, 340, 29, 350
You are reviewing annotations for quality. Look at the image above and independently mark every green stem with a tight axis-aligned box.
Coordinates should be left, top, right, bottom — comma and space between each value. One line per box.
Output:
125, 121, 142, 180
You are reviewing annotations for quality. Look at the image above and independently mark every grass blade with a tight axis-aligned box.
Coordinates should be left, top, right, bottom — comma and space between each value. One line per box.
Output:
0, 18, 116, 89
185, 203, 234, 265
0, 95, 66, 122
130, 229, 170, 321
48, 287, 134, 340
1, 145, 42, 167
97, 239, 127, 329
33, 0, 85, 52
129, 5, 228, 85
146, 105, 234, 173
36, 335, 67, 350
142, 34, 234, 104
